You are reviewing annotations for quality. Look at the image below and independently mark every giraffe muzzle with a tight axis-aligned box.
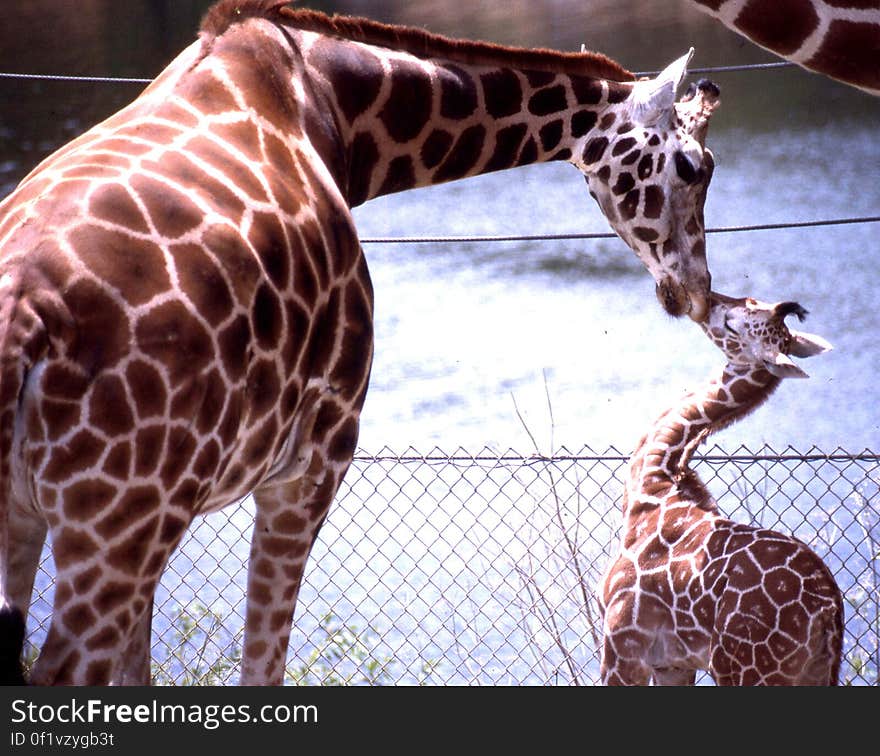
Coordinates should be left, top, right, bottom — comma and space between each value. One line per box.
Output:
655, 278, 709, 321
687, 290, 710, 322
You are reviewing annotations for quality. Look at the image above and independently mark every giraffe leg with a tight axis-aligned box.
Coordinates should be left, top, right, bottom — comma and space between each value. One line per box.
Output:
708, 634, 753, 686
601, 658, 652, 686
1, 504, 47, 682
600, 636, 652, 686
4, 504, 48, 624
112, 601, 153, 685
652, 667, 696, 685
238, 476, 339, 685
236, 295, 371, 686
710, 669, 746, 686
31, 513, 191, 685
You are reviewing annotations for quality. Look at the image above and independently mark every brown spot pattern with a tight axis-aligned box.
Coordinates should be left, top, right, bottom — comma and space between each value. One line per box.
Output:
481, 69, 522, 119
130, 174, 203, 238
808, 21, 880, 91
439, 64, 478, 120
736, 0, 820, 55
434, 125, 487, 183
89, 183, 150, 234
136, 300, 214, 383
379, 60, 432, 143
171, 243, 235, 327
72, 226, 170, 307
485, 123, 528, 173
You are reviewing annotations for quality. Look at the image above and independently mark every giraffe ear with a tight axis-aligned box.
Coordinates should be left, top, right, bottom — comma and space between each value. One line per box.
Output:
788, 330, 833, 359
629, 48, 693, 126
767, 353, 810, 379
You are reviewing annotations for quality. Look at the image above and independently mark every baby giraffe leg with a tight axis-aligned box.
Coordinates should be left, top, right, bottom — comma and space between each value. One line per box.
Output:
600, 636, 653, 685
653, 667, 696, 685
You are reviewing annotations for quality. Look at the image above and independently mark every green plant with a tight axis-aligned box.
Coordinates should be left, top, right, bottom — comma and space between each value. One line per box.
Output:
151, 601, 242, 686
151, 604, 439, 685
288, 612, 431, 686
21, 641, 40, 677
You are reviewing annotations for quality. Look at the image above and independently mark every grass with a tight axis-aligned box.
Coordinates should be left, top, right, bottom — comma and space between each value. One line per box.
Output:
151, 604, 440, 686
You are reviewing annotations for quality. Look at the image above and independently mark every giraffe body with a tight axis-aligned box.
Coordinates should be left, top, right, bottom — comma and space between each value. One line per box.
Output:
0, 1, 722, 685
689, 0, 880, 95
600, 294, 844, 685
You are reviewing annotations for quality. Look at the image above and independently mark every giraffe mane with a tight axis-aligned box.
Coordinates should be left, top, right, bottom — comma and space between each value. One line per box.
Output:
200, 0, 290, 39
199, 0, 634, 82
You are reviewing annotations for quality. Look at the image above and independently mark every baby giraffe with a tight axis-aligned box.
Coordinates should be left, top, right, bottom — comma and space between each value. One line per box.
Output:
599, 292, 844, 685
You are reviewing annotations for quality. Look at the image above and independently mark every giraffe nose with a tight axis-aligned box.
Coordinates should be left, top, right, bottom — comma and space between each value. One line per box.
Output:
696, 78, 721, 101
655, 278, 691, 318
687, 291, 710, 322
655, 278, 711, 320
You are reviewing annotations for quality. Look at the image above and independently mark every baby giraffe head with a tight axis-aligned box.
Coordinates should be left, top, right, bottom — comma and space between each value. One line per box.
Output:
701, 292, 833, 378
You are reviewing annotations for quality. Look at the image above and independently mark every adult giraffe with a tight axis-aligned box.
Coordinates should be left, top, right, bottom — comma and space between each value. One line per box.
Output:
689, 0, 880, 96
0, 0, 720, 684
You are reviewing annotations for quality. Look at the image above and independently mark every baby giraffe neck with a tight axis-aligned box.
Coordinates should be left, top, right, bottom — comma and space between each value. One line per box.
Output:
625, 364, 781, 515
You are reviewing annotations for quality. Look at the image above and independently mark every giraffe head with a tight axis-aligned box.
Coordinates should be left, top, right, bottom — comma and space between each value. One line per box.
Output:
702, 292, 833, 378
578, 50, 720, 322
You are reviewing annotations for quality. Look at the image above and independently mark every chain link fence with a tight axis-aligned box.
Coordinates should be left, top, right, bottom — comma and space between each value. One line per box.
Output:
23, 445, 880, 685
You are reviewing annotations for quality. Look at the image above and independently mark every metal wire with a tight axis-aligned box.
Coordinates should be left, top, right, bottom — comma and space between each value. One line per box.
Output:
352, 449, 880, 463
635, 61, 795, 77
0, 72, 152, 84
0, 60, 797, 86
5, 60, 866, 243
1, 65, 874, 243
361, 215, 880, 245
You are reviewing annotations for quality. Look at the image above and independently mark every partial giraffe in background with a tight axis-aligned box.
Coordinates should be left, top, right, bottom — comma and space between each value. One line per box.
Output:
689, 0, 880, 96
0, 0, 720, 685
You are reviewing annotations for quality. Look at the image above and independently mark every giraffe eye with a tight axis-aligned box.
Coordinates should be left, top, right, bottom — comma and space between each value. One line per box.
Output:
723, 318, 738, 336
674, 151, 700, 184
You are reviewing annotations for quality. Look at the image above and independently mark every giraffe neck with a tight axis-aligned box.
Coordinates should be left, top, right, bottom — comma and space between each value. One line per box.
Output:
624, 363, 781, 520
690, 0, 880, 95
286, 18, 636, 205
